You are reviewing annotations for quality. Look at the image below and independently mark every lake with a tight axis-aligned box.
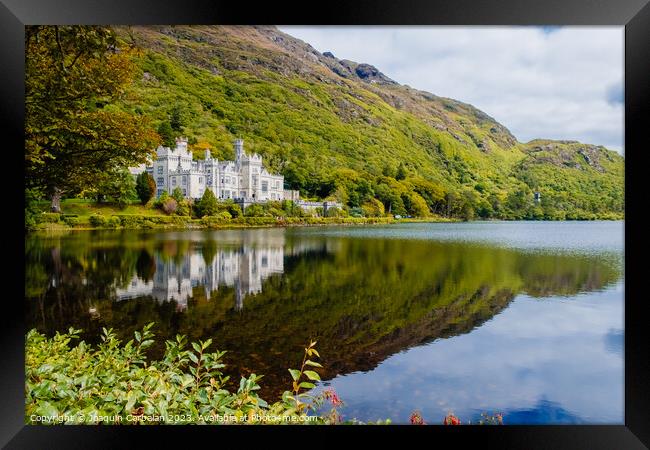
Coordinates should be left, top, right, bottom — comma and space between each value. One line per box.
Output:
25, 221, 624, 424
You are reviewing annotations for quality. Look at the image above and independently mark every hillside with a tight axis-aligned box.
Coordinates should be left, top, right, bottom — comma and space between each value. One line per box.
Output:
112, 25, 624, 220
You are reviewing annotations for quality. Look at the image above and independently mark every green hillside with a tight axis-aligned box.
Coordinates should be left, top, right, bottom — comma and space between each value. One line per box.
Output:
112, 25, 624, 220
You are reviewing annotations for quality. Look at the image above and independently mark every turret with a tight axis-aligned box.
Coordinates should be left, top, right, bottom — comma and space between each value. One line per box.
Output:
234, 139, 244, 163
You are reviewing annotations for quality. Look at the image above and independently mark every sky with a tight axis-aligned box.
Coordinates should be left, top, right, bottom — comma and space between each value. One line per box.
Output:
278, 26, 624, 154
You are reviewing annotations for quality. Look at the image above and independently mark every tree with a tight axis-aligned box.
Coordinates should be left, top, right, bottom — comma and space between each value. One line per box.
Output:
361, 198, 385, 217
25, 26, 160, 212
245, 204, 265, 217
157, 121, 175, 148
169, 104, 187, 133
395, 163, 407, 181
95, 168, 138, 209
402, 191, 430, 217
171, 186, 185, 203
135, 172, 156, 205
196, 189, 218, 217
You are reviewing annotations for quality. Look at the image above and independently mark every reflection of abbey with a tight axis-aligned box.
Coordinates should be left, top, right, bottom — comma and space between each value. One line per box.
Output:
139, 138, 340, 213
114, 231, 331, 311
115, 245, 283, 311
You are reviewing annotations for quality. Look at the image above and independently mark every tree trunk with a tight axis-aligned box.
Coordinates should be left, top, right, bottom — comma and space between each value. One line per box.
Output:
50, 187, 63, 213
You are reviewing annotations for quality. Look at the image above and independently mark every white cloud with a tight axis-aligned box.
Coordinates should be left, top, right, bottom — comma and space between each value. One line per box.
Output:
278, 26, 624, 153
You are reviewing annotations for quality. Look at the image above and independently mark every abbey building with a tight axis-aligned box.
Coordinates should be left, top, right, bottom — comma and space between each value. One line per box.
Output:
147, 138, 286, 202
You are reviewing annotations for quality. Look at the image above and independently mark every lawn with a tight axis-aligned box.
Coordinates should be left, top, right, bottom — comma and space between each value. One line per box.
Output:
35, 199, 166, 217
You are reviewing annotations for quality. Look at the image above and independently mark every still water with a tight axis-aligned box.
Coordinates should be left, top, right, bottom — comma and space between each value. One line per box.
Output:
25, 221, 624, 424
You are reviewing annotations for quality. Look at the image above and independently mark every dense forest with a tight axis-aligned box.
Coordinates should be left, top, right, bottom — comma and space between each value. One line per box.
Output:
26, 26, 624, 221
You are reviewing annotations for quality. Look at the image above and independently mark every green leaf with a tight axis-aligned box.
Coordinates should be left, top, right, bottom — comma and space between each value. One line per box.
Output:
304, 360, 323, 368
299, 382, 315, 389
191, 342, 201, 353
35, 401, 59, 419
201, 338, 212, 350
303, 370, 321, 381
288, 369, 301, 381
188, 353, 199, 364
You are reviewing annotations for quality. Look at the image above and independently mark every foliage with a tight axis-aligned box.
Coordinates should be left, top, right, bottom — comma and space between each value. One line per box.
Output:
196, 189, 218, 218
161, 198, 178, 215
171, 187, 185, 204
25, 325, 343, 425
25, 26, 160, 211
25, 25, 624, 221
157, 121, 175, 148
94, 168, 138, 209
135, 172, 156, 205
103, 26, 622, 221
244, 204, 266, 217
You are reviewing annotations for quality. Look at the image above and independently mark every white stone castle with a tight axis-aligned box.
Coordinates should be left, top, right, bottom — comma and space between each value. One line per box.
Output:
133, 137, 341, 213
147, 137, 285, 202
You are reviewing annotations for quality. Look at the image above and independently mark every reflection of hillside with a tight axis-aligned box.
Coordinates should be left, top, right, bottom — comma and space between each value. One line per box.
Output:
25, 231, 621, 399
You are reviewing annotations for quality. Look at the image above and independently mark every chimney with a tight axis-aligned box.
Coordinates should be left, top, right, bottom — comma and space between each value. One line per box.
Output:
205, 149, 211, 160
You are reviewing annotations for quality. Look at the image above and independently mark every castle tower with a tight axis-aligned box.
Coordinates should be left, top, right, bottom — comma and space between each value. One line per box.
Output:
234, 139, 244, 164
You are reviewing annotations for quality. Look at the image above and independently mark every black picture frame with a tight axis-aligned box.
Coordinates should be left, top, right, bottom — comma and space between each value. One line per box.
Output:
3, 0, 648, 447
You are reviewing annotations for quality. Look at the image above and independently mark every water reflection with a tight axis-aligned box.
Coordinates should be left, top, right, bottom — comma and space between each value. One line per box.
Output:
116, 244, 285, 311
25, 223, 623, 420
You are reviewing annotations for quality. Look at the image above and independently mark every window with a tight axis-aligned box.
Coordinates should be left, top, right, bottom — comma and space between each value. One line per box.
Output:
182, 176, 187, 185
199, 177, 203, 184
240, 191, 246, 198
183, 189, 187, 196
225, 176, 230, 184
172, 177, 176, 186
262, 181, 268, 192
157, 166, 163, 174
157, 177, 164, 186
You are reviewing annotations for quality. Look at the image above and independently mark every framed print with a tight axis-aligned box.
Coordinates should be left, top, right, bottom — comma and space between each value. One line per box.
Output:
3, 0, 649, 447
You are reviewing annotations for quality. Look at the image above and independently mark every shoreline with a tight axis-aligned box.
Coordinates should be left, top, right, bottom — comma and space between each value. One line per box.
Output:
28, 215, 623, 234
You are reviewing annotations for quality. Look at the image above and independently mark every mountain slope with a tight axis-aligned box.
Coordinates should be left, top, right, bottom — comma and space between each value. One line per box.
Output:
113, 25, 624, 220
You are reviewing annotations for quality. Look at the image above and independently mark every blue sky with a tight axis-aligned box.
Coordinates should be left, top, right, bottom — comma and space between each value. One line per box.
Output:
278, 26, 624, 154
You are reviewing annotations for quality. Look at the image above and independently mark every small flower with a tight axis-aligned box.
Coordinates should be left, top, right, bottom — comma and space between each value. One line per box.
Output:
409, 410, 425, 425
443, 412, 460, 425
323, 389, 343, 407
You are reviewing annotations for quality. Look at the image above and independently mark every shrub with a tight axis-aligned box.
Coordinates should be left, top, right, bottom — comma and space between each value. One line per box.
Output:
244, 203, 265, 217
25, 325, 344, 425
171, 187, 185, 203
135, 172, 156, 205
107, 216, 122, 228
162, 198, 178, 215
88, 215, 107, 227
39, 212, 61, 223
62, 216, 79, 227
196, 189, 218, 218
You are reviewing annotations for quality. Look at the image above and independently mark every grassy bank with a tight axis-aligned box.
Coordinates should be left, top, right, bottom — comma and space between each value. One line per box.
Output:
29, 199, 456, 231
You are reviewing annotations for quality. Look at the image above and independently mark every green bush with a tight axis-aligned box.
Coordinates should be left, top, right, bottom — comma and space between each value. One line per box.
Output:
88, 215, 107, 227
62, 216, 79, 227
25, 325, 342, 425
39, 212, 61, 223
